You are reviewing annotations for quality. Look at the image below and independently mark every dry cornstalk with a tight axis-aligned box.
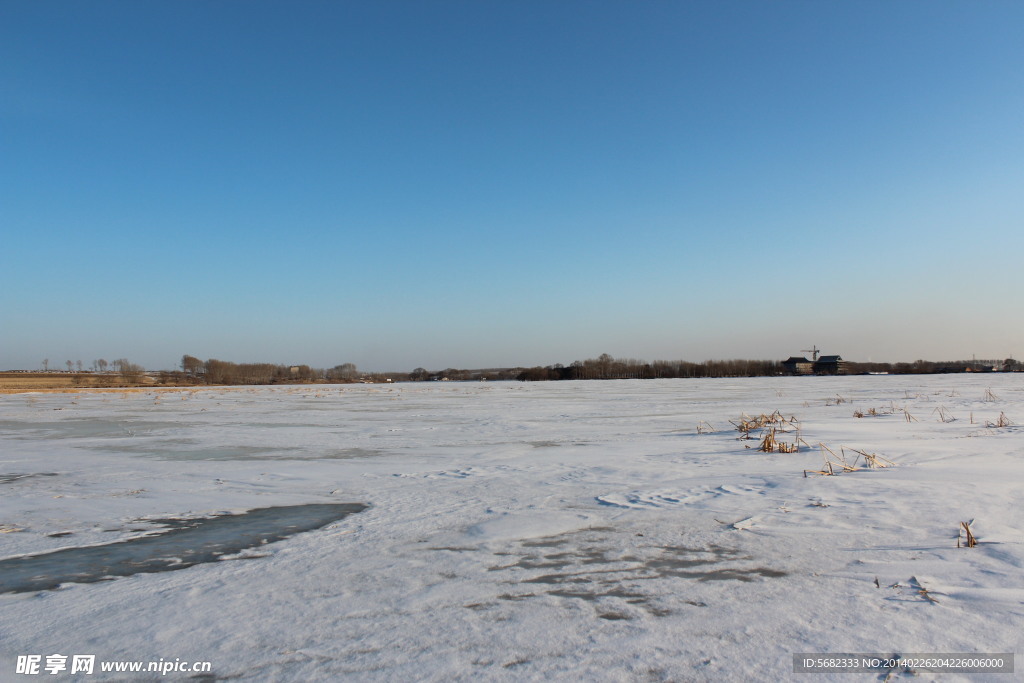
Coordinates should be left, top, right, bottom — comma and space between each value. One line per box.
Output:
844, 447, 896, 469
987, 412, 1013, 428
757, 425, 805, 453
804, 443, 859, 476
958, 521, 977, 548
731, 410, 796, 436
910, 576, 940, 603
821, 443, 857, 471
696, 420, 714, 434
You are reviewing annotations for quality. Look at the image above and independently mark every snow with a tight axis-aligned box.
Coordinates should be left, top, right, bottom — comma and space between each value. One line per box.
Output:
1, 376, 1022, 681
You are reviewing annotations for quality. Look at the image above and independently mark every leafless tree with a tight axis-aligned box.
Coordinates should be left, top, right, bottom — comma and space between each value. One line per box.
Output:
181, 355, 204, 376
326, 363, 359, 381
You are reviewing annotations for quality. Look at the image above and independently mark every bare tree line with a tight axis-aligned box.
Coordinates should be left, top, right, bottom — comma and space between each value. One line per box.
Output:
35, 357, 146, 385
168, 356, 363, 386
30, 352, 1021, 388
515, 354, 1022, 381
515, 354, 781, 381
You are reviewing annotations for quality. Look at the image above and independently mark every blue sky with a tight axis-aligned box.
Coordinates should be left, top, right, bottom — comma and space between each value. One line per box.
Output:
2, 1, 1022, 371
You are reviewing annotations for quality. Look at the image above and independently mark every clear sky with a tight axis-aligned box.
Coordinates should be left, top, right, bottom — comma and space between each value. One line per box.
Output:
2, 1, 1022, 372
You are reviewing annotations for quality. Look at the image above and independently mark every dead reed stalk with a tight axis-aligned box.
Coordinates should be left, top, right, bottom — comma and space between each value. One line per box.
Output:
958, 521, 977, 548
987, 412, 1013, 428
804, 443, 858, 476
844, 447, 896, 469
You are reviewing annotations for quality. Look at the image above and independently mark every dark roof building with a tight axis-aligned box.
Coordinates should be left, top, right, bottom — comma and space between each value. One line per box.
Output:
814, 355, 846, 375
782, 356, 814, 375
782, 353, 848, 375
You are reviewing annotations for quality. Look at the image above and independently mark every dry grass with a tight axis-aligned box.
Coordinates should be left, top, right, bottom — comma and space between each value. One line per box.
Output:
853, 404, 907, 419
0, 378, 248, 397
756, 427, 807, 453
0, 372, 158, 394
730, 411, 805, 452
731, 410, 798, 435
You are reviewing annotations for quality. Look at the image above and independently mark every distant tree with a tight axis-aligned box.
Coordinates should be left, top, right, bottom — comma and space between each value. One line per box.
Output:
204, 359, 231, 384
328, 363, 359, 381
97, 358, 108, 373
110, 358, 144, 383
42, 358, 50, 372
410, 367, 430, 381
66, 360, 73, 373
181, 355, 204, 377
440, 368, 468, 381
76, 360, 83, 372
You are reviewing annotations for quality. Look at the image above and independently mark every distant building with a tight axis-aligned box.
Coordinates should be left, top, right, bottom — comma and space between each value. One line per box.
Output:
814, 355, 847, 375
782, 357, 814, 375
782, 353, 847, 375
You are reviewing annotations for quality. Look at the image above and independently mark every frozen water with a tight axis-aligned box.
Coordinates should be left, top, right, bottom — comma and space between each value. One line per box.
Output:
0, 503, 367, 594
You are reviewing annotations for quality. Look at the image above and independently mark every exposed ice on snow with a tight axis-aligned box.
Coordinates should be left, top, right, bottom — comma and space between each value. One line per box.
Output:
0, 503, 367, 594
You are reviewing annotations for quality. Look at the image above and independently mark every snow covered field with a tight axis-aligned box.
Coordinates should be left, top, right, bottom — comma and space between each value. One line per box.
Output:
1, 376, 1022, 681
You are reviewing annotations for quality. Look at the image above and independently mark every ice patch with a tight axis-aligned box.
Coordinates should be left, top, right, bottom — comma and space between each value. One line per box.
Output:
0, 503, 368, 594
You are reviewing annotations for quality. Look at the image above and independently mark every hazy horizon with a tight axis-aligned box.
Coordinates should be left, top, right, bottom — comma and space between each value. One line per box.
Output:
3, 2, 1022, 372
